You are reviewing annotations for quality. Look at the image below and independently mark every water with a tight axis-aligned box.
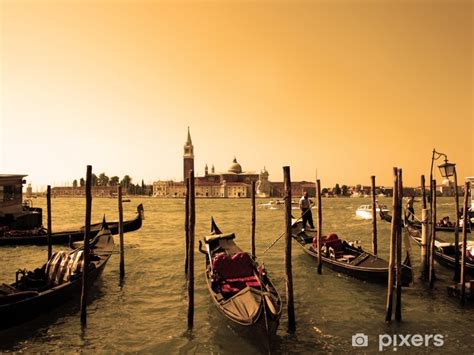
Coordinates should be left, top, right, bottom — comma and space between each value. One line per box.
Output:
0, 197, 473, 353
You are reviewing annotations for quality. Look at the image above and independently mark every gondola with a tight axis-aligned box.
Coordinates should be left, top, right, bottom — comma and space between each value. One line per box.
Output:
0, 204, 144, 246
406, 225, 474, 275
0, 220, 114, 330
379, 210, 471, 233
199, 218, 282, 337
291, 220, 413, 285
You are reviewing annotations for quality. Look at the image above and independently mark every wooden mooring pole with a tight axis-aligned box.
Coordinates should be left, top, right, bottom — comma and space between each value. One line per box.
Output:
185, 177, 190, 276
429, 179, 437, 288
251, 180, 256, 258
371, 176, 378, 255
118, 185, 125, 280
453, 171, 460, 282
460, 182, 470, 305
283, 166, 296, 332
420, 208, 429, 281
316, 179, 322, 274
421, 175, 427, 210
80, 165, 92, 325
385, 167, 398, 322
187, 170, 195, 329
46, 185, 52, 260
395, 169, 403, 321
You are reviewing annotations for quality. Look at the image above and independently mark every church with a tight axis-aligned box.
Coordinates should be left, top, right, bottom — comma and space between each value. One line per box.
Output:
152, 129, 271, 198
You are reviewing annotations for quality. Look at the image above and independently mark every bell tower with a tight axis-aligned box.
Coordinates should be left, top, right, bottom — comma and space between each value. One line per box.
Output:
183, 127, 194, 181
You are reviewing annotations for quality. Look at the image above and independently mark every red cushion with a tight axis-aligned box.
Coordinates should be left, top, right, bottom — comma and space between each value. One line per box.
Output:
212, 252, 254, 279
246, 280, 261, 288
221, 283, 240, 294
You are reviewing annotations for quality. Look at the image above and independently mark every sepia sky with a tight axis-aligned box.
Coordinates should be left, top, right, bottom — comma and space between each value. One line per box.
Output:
1, 0, 472, 189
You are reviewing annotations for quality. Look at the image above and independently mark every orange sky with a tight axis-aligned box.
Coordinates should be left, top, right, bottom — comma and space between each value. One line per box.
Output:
1, 0, 472, 189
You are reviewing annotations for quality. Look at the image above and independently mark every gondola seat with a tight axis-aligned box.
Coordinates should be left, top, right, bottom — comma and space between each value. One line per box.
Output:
212, 252, 254, 279
312, 233, 344, 258
213, 252, 260, 296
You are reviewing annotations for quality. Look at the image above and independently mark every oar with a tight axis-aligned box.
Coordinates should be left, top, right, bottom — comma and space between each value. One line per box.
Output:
261, 207, 314, 256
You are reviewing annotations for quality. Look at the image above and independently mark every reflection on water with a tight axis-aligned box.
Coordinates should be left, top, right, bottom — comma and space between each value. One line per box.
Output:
0, 197, 472, 352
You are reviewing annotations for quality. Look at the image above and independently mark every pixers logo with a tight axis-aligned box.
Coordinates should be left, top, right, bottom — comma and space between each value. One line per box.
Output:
378, 333, 444, 351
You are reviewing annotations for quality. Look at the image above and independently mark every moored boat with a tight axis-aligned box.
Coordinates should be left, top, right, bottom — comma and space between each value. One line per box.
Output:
291, 220, 413, 285
0, 220, 114, 330
200, 218, 282, 337
0, 204, 144, 246
380, 210, 471, 233
407, 227, 474, 275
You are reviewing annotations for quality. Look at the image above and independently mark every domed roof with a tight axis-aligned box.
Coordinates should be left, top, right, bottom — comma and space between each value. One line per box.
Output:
228, 157, 242, 174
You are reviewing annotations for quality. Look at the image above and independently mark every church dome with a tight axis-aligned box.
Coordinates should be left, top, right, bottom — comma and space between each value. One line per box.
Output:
228, 157, 242, 174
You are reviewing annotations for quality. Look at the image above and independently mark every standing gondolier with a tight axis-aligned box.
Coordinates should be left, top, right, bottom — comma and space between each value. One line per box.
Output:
299, 191, 315, 231
405, 196, 415, 222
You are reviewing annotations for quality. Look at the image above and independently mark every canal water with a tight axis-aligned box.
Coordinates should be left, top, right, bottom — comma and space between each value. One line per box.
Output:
0, 197, 472, 353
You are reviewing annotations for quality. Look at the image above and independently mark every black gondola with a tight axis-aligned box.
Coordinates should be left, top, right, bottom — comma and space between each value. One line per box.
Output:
406, 225, 474, 275
0, 204, 144, 246
379, 210, 471, 233
200, 218, 282, 337
291, 220, 413, 285
0, 220, 114, 330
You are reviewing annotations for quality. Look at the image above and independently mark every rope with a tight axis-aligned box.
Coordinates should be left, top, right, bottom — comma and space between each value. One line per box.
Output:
261, 205, 314, 256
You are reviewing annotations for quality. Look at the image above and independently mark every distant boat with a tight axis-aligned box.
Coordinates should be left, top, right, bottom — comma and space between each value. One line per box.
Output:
356, 204, 389, 220
200, 218, 282, 337
0, 204, 144, 246
291, 219, 413, 285
0, 221, 114, 330
260, 200, 298, 209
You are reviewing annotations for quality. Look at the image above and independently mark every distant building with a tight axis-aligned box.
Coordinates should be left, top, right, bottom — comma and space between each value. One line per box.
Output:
153, 129, 271, 198
51, 186, 118, 197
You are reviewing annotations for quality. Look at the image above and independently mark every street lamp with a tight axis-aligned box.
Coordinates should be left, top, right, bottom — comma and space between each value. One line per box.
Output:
438, 159, 456, 179
430, 150, 460, 281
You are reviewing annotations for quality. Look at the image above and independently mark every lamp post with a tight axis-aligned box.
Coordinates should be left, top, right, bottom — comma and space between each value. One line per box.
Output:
430, 149, 460, 281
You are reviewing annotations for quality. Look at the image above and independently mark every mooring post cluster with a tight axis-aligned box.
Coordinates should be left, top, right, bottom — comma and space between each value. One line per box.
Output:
385, 167, 404, 322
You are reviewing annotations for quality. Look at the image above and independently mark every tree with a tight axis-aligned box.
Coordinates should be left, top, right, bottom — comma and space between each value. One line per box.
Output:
341, 185, 348, 196
322, 188, 329, 195
98, 173, 109, 186
109, 176, 120, 186
79, 178, 85, 187
91, 174, 98, 186
333, 183, 341, 196
72, 179, 78, 188
120, 175, 132, 189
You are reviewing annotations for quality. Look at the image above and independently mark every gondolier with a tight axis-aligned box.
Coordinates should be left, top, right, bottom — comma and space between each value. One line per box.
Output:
299, 191, 315, 231
405, 196, 415, 222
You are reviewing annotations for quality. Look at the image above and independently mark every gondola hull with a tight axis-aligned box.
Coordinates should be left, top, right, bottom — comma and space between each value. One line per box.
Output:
380, 211, 471, 233
205, 269, 280, 336
0, 225, 114, 330
0, 204, 143, 246
292, 221, 412, 285
0, 257, 108, 329
408, 231, 474, 276
202, 219, 282, 337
